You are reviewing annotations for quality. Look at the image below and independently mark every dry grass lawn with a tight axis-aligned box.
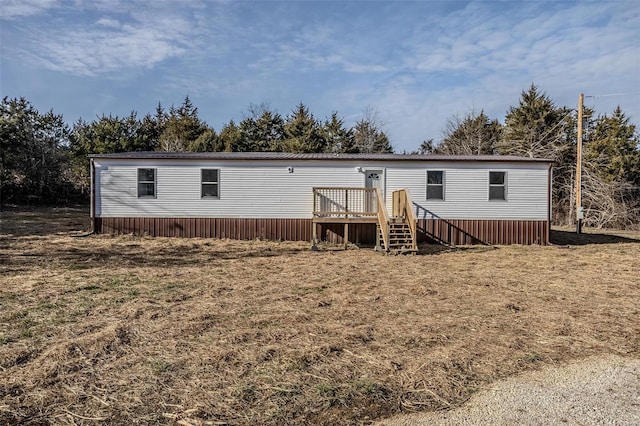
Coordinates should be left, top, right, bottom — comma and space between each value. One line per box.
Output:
1, 207, 639, 425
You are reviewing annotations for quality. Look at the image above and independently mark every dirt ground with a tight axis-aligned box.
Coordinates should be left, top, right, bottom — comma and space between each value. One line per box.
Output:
1, 207, 639, 425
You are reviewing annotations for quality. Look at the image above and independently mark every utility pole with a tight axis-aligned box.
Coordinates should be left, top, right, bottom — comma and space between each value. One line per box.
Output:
575, 93, 584, 234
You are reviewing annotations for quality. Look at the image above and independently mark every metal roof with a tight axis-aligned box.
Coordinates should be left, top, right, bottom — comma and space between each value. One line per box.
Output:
89, 151, 553, 163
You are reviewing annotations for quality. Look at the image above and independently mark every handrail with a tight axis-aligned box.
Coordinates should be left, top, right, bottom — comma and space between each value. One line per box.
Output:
403, 190, 418, 250
376, 188, 390, 251
313, 187, 375, 191
392, 189, 418, 250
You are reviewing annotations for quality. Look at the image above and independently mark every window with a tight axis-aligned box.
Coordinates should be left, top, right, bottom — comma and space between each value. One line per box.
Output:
489, 171, 506, 200
137, 168, 156, 198
201, 169, 219, 198
426, 170, 444, 200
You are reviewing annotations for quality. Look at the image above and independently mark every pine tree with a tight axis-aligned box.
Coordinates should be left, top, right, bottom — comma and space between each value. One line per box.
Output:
498, 84, 572, 160
188, 128, 222, 152
239, 109, 285, 152
283, 103, 326, 153
499, 84, 575, 224
584, 107, 639, 184
322, 112, 357, 153
159, 96, 209, 151
417, 139, 435, 154
1, 97, 71, 204
218, 120, 242, 152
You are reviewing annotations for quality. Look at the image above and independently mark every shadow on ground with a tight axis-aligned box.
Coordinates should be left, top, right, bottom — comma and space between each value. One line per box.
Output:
1, 206, 90, 237
551, 229, 640, 246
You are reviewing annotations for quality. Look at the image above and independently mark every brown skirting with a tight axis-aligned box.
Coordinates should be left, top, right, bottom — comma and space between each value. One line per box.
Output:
417, 219, 548, 245
95, 217, 314, 241
94, 217, 549, 245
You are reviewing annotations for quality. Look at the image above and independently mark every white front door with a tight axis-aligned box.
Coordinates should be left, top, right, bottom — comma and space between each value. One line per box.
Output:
365, 170, 383, 191
365, 170, 383, 212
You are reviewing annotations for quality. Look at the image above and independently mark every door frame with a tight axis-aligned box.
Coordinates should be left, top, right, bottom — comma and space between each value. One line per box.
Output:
363, 168, 385, 189
363, 168, 385, 205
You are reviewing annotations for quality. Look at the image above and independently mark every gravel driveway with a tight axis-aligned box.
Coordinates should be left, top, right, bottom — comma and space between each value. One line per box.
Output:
376, 355, 640, 425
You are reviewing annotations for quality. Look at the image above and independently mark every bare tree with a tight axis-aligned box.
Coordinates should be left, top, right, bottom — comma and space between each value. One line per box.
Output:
581, 165, 639, 229
353, 106, 393, 153
437, 110, 500, 155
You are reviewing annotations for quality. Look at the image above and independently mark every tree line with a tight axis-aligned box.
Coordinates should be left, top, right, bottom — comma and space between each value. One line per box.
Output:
418, 85, 639, 229
1, 85, 638, 229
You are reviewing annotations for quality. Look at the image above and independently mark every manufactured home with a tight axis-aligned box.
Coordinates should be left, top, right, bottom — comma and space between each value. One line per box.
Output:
89, 152, 553, 249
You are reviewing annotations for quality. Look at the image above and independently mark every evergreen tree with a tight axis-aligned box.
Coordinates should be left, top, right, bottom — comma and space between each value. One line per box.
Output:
188, 128, 222, 152
158, 96, 209, 151
416, 139, 435, 154
137, 113, 161, 151
578, 106, 640, 228
0, 97, 72, 204
239, 109, 285, 152
218, 120, 243, 152
322, 112, 357, 153
498, 84, 572, 160
584, 107, 639, 184
69, 112, 147, 155
283, 103, 326, 153
498, 84, 575, 224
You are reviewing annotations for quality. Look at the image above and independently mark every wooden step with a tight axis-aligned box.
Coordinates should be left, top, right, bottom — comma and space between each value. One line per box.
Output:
377, 219, 417, 254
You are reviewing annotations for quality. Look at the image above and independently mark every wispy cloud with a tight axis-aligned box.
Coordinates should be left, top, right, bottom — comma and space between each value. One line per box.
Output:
1, 0, 638, 152
0, 0, 58, 19
10, 1, 204, 76
95, 17, 121, 29
32, 26, 187, 76
359, 1, 640, 146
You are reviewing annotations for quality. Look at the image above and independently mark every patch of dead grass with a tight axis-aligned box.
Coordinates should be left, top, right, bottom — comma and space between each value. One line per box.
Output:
1, 208, 639, 424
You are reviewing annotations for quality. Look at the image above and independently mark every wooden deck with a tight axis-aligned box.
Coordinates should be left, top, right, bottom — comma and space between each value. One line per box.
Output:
312, 187, 416, 252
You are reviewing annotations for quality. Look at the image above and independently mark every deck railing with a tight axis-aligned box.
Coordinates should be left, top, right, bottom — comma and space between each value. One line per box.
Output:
312, 187, 379, 218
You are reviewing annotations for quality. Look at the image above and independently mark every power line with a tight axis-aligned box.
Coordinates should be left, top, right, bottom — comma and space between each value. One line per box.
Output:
585, 91, 640, 99
536, 108, 576, 143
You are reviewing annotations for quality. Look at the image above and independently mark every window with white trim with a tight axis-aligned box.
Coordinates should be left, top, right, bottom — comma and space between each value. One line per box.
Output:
426, 170, 444, 200
201, 169, 219, 198
489, 171, 506, 200
137, 168, 156, 198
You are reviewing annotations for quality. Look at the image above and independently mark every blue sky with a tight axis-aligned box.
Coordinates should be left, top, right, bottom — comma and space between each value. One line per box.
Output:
1, 0, 639, 153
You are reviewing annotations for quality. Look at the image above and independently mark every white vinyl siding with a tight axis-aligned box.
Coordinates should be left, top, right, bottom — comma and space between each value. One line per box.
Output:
96, 160, 367, 218
95, 159, 549, 220
385, 162, 548, 220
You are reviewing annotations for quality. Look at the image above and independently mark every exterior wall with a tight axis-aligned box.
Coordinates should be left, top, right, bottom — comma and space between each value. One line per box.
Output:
95, 159, 366, 218
95, 159, 550, 221
95, 217, 549, 245
385, 162, 549, 220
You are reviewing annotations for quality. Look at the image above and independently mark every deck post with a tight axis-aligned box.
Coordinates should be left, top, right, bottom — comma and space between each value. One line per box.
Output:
311, 221, 318, 250
344, 222, 349, 249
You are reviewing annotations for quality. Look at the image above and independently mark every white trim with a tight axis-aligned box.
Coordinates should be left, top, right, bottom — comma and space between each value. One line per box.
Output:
489, 170, 508, 201
137, 167, 156, 198
426, 169, 445, 201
